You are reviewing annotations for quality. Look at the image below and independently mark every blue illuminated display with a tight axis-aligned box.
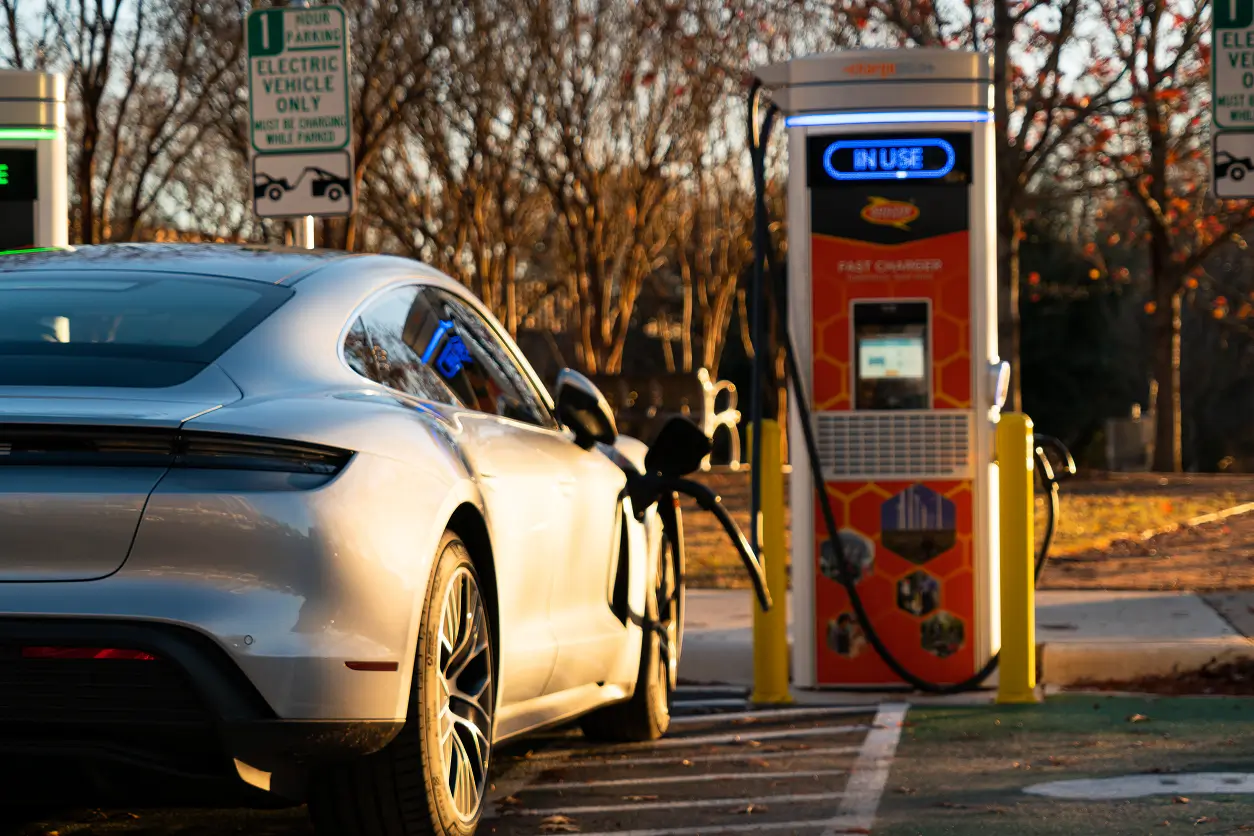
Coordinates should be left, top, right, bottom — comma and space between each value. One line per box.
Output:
436, 334, 473, 378
420, 319, 456, 364
822, 138, 956, 182
786, 110, 991, 128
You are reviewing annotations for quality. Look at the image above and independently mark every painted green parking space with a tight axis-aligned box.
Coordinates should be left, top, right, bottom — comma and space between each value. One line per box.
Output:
877, 696, 1254, 836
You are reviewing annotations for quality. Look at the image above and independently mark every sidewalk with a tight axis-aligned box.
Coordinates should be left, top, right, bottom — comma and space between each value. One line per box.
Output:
680, 588, 1254, 690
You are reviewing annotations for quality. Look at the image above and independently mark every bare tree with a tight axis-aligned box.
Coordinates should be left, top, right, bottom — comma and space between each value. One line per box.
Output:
843, 0, 1124, 409
1088, 0, 1252, 472
521, 0, 750, 373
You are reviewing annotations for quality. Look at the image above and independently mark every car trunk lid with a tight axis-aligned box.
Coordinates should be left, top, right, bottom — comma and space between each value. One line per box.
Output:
0, 369, 241, 581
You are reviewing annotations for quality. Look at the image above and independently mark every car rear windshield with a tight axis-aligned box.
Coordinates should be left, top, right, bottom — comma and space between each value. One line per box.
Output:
0, 273, 293, 387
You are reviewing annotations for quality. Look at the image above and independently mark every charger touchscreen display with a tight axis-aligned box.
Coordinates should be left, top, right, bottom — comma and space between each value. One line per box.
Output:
853, 301, 930, 410
858, 336, 925, 380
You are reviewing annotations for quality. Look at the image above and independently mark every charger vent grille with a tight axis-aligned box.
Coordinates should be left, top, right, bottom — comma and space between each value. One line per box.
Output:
814, 411, 974, 480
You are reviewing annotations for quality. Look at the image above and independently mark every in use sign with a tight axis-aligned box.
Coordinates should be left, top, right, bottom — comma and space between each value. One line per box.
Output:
1216, 0, 1254, 128
246, 5, 350, 153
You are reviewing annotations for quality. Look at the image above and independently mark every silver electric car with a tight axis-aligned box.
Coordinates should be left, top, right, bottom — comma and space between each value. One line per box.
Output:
0, 244, 687, 836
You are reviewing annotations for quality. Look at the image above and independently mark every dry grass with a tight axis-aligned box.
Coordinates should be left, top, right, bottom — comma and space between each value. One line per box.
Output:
1034, 491, 1240, 556
685, 470, 1250, 590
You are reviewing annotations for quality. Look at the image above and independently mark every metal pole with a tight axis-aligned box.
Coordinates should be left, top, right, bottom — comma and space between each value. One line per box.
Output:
292, 215, 314, 249
751, 419, 792, 705
997, 412, 1039, 704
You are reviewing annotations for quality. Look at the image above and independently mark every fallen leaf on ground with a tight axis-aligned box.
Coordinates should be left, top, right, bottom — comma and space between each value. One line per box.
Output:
984, 806, 1010, 814
1172, 796, 1189, 804
936, 801, 969, 809
894, 786, 917, 795
1193, 816, 1217, 824
624, 795, 659, 802
539, 814, 580, 833
731, 803, 768, 814
1128, 713, 1151, 723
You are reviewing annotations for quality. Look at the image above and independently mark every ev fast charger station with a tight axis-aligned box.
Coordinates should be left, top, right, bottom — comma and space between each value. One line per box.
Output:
0, 70, 68, 251
756, 50, 1006, 688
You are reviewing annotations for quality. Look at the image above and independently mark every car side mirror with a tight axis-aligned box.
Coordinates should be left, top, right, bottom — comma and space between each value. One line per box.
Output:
554, 369, 618, 450
644, 416, 712, 477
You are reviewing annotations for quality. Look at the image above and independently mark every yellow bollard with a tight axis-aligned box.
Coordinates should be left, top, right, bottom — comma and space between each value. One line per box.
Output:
751, 419, 793, 705
997, 413, 1040, 704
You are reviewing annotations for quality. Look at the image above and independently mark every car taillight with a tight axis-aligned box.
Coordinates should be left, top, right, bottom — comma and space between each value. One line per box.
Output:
0, 426, 354, 476
174, 432, 352, 475
22, 647, 158, 660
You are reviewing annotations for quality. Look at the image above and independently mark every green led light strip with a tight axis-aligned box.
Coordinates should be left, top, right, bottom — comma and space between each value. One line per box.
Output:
0, 247, 60, 257
0, 128, 59, 141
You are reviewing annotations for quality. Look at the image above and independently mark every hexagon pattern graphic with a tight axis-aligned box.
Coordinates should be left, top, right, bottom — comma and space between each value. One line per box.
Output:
826, 612, 867, 658
921, 611, 966, 659
807, 199, 976, 684
819, 528, 876, 584
897, 570, 940, 617
813, 479, 974, 686
809, 229, 971, 411
881, 484, 957, 565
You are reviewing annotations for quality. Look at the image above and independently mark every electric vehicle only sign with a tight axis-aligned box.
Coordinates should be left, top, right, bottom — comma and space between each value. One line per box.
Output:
246, 5, 351, 154
1214, 0, 1254, 129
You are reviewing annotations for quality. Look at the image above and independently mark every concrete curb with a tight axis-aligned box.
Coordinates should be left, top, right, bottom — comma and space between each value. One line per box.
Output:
1038, 637, 1254, 686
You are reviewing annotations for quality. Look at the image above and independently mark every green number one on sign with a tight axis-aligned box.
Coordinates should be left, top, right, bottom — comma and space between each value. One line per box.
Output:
1219, 0, 1254, 27
247, 9, 285, 57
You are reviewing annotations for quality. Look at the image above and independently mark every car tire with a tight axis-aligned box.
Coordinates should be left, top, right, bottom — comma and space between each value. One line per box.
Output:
267, 186, 284, 201
308, 532, 495, 836
1234, 166, 1247, 181
579, 514, 676, 743
328, 185, 344, 201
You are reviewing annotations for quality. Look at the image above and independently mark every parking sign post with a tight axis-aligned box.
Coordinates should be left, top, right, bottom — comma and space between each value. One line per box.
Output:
246, 1, 354, 241
1212, 0, 1254, 198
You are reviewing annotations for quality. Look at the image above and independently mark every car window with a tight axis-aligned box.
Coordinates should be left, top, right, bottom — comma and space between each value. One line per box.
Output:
0, 272, 291, 387
344, 285, 461, 406
421, 289, 557, 429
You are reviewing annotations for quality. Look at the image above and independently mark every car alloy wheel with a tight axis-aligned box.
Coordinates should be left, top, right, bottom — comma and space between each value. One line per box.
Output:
437, 564, 494, 823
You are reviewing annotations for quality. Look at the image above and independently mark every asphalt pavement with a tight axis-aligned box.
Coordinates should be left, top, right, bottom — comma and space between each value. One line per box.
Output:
1, 694, 905, 836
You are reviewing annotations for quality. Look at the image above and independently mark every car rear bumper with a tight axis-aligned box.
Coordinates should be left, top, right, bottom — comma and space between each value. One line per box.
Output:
0, 618, 402, 803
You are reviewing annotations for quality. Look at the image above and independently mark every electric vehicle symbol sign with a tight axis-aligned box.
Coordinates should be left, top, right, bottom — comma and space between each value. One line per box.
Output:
251, 150, 354, 218
880, 485, 957, 565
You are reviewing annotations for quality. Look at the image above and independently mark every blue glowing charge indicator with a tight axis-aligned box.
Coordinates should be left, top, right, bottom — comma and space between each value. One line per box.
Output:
822, 138, 956, 182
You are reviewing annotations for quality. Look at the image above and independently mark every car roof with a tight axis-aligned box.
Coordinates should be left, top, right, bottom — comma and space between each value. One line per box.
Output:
0, 243, 356, 285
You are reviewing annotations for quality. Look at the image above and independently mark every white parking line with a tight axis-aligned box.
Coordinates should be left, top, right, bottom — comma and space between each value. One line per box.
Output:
821, 702, 909, 836
670, 705, 876, 726
539, 743, 861, 770
675, 684, 749, 695
671, 698, 749, 711
508, 790, 847, 817
524, 767, 848, 791
513, 723, 869, 761
575, 820, 834, 836
603, 723, 871, 752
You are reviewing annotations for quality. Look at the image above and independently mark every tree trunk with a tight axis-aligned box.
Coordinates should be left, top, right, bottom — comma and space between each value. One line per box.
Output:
992, 0, 1020, 411
79, 122, 98, 244
1150, 279, 1182, 473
